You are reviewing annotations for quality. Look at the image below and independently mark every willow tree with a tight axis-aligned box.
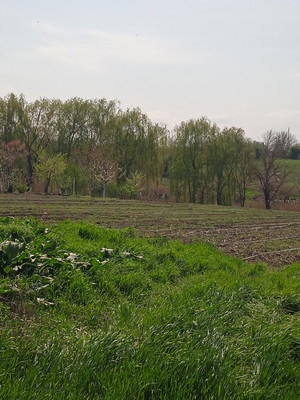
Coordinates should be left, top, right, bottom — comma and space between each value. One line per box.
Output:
211, 127, 246, 205
87, 98, 119, 145
15, 96, 60, 189
233, 139, 255, 207
55, 98, 91, 158
0, 93, 22, 143
170, 117, 217, 203
67, 98, 119, 195
110, 108, 165, 191
109, 109, 140, 184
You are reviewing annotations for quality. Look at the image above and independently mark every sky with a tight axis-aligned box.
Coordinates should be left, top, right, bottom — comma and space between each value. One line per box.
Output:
1, 0, 300, 141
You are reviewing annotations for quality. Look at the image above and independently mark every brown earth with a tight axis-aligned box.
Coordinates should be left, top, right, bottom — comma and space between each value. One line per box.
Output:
1, 194, 300, 268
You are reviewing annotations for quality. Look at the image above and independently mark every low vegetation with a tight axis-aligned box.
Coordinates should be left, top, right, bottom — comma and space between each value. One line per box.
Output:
1, 215, 300, 399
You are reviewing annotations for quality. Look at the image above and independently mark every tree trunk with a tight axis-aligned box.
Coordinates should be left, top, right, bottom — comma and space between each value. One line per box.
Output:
216, 189, 222, 205
26, 153, 34, 190
45, 177, 51, 194
264, 189, 271, 209
241, 196, 245, 207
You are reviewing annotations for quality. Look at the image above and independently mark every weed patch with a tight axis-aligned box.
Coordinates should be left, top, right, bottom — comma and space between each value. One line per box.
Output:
1, 218, 300, 399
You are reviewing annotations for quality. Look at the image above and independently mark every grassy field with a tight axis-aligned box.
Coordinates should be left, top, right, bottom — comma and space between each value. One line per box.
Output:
1, 195, 300, 399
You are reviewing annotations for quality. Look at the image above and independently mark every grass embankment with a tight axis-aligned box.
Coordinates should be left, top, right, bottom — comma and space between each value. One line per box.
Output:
1, 218, 300, 399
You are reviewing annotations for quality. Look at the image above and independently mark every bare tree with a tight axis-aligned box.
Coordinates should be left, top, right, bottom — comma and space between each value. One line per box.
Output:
272, 129, 296, 159
254, 131, 291, 209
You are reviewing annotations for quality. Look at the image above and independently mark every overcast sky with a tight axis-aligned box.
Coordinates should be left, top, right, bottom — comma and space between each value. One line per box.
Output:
1, 0, 300, 140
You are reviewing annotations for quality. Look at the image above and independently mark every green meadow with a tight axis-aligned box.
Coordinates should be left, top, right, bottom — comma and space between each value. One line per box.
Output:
1, 205, 300, 398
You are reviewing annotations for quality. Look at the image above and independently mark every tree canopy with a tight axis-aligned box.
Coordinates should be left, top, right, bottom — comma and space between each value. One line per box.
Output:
0, 93, 297, 208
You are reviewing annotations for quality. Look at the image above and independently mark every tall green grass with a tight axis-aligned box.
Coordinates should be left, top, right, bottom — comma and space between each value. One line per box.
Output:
1, 218, 300, 399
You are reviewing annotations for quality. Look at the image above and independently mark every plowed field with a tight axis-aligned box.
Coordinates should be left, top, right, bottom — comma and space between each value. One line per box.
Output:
1, 193, 300, 267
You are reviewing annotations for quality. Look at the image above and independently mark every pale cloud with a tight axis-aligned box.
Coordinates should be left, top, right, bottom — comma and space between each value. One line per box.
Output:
146, 109, 189, 130
17, 22, 196, 74
209, 112, 235, 125
267, 109, 300, 119
291, 72, 300, 80
147, 110, 238, 132
84, 29, 190, 65
2, 1, 300, 139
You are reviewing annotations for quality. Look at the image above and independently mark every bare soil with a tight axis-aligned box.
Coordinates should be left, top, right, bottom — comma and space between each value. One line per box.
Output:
1, 193, 300, 267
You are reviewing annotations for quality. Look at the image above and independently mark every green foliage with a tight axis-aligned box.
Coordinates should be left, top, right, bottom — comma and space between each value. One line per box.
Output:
119, 171, 144, 199
35, 149, 67, 193
170, 119, 250, 205
14, 183, 28, 193
1, 218, 300, 399
288, 145, 300, 160
1, 93, 300, 202
170, 117, 218, 203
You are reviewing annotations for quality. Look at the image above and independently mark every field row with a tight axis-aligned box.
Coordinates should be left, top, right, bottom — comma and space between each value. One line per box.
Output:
1, 194, 300, 266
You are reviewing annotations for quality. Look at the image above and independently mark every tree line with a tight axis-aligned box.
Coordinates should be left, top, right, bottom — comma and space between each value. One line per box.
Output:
0, 93, 298, 209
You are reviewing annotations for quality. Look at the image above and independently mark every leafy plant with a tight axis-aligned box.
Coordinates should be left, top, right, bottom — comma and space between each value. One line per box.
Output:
1, 218, 300, 399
